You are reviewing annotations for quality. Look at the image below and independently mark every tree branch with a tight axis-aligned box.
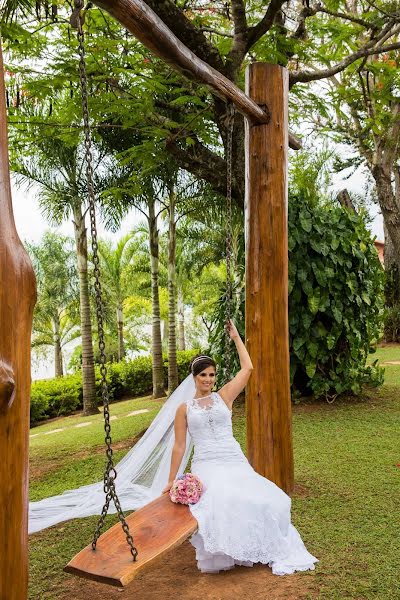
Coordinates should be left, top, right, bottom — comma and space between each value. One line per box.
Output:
200, 26, 233, 38
290, 41, 400, 87
142, 0, 226, 75
290, 5, 318, 41
246, 0, 287, 50
316, 6, 378, 29
165, 135, 238, 203
225, 0, 248, 79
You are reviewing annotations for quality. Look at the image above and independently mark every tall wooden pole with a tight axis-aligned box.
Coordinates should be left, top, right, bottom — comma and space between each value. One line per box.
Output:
0, 41, 36, 599
245, 63, 294, 495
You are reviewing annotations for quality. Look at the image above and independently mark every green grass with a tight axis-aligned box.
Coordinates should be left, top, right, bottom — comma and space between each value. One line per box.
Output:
368, 344, 400, 364
29, 353, 400, 599
368, 345, 400, 386
29, 395, 164, 501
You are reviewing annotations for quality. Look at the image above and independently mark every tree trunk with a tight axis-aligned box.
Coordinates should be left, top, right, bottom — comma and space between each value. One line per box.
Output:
0, 42, 37, 600
383, 219, 397, 271
162, 318, 169, 351
116, 303, 125, 360
148, 199, 165, 398
372, 164, 400, 312
53, 312, 63, 377
73, 205, 99, 415
168, 187, 179, 393
372, 164, 400, 264
177, 287, 186, 351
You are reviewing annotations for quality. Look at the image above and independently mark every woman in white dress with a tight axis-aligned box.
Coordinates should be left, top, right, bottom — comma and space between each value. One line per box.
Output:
162, 320, 318, 575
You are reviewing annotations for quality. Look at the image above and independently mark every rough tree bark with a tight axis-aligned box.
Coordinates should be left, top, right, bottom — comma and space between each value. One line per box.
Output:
116, 302, 125, 361
53, 311, 63, 377
72, 205, 99, 415
177, 287, 186, 351
148, 198, 165, 398
0, 41, 37, 600
167, 186, 179, 393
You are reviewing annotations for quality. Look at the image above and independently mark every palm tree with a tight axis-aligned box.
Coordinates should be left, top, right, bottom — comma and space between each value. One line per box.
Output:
13, 135, 107, 414
102, 177, 167, 398
31, 310, 80, 377
27, 232, 80, 378
97, 233, 143, 361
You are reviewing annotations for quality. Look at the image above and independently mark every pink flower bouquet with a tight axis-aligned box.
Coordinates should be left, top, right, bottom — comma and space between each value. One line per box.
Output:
169, 473, 204, 505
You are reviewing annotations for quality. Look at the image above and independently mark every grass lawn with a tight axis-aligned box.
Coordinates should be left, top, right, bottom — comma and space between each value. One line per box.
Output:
29, 347, 400, 599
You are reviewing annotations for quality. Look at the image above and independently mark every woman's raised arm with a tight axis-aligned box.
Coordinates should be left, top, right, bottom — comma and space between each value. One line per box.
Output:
218, 320, 253, 409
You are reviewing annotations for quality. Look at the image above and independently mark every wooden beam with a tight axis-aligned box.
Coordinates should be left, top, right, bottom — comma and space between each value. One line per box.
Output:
245, 63, 294, 495
0, 40, 36, 600
93, 0, 301, 150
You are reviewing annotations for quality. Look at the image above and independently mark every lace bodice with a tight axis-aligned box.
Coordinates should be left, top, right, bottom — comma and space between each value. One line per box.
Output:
186, 392, 247, 465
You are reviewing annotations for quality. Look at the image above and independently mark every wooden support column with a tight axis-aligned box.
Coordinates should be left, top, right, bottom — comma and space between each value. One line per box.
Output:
245, 63, 294, 495
0, 41, 36, 600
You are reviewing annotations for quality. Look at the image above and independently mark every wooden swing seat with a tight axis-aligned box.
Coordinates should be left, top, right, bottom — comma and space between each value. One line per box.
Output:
64, 493, 198, 587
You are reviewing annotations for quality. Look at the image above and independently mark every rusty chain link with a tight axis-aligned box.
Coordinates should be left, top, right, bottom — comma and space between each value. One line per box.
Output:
73, 1, 138, 561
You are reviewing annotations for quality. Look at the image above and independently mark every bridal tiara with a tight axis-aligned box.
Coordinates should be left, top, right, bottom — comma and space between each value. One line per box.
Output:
191, 355, 213, 372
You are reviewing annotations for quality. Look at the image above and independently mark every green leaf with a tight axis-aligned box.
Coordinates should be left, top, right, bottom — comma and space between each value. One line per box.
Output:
299, 209, 312, 233
327, 334, 336, 350
305, 356, 317, 378
331, 238, 339, 251
308, 289, 321, 314
361, 292, 371, 305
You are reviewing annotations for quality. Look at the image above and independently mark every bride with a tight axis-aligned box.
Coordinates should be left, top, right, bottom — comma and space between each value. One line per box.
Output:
29, 321, 317, 578
161, 320, 318, 575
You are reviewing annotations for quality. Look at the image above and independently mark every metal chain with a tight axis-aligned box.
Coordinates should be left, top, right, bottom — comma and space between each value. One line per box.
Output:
73, 2, 138, 561
224, 103, 235, 383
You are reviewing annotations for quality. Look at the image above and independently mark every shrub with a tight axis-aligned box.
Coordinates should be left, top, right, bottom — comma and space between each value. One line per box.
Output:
288, 196, 384, 398
30, 375, 82, 422
30, 349, 199, 424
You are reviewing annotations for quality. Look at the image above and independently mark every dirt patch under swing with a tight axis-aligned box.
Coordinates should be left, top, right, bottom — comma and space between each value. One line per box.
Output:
59, 539, 317, 600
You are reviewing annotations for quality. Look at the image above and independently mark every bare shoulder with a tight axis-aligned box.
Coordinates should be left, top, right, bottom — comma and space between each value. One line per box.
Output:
175, 402, 188, 418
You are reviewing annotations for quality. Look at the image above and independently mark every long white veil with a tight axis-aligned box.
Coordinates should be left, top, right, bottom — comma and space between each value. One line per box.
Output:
29, 374, 195, 534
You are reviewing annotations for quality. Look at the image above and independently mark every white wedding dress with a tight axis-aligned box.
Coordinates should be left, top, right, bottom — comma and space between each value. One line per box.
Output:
186, 392, 318, 575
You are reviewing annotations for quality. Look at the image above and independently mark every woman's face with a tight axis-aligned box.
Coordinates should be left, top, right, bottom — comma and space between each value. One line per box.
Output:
194, 366, 216, 395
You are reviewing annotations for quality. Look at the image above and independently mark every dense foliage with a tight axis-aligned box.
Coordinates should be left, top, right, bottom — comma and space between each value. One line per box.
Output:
288, 195, 384, 399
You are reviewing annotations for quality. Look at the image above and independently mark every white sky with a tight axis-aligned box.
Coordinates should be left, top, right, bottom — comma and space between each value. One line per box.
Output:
12, 169, 384, 246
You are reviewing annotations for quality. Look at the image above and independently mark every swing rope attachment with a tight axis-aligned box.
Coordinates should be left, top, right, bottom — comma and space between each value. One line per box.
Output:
224, 102, 235, 383
72, 0, 138, 562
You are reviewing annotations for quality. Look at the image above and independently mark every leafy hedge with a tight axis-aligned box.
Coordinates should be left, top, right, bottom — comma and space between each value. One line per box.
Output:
30, 349, 199, 424
210, 194, 385, 400
288, 196, 384, 399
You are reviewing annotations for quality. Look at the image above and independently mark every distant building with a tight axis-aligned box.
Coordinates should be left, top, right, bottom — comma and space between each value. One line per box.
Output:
374, 240, 384, 266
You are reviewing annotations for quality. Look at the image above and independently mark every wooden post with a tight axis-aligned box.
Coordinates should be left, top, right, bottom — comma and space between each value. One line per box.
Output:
245, 63, 294, 495
0, 41, 36, 600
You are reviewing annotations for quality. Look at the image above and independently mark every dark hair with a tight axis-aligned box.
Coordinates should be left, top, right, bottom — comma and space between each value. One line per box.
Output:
189, 355, 216, 377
